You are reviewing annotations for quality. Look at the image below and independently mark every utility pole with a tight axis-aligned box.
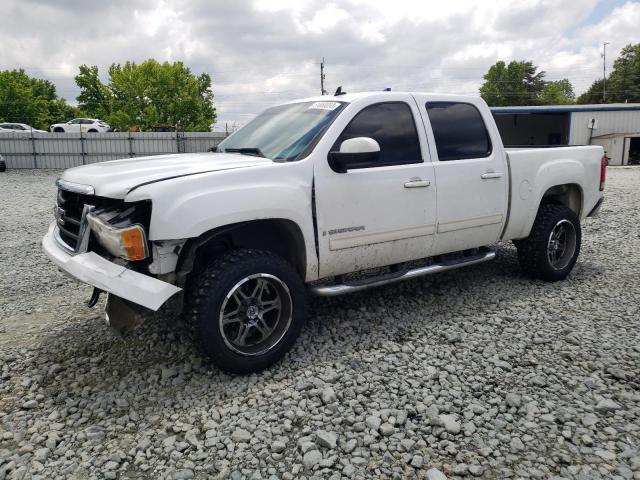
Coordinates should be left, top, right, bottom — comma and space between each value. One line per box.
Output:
320, 57, 326, 95
602, 42, 609, 102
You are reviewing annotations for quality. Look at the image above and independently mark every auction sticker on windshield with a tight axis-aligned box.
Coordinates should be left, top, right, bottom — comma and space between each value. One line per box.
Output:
308, 102, 341, 111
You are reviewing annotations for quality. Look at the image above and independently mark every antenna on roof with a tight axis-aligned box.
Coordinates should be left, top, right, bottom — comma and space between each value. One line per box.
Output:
383, 87, 391, 91
334, 86, 346, 96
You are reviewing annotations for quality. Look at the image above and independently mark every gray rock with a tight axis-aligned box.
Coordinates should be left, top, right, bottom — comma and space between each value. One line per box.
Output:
595, 399, 621, 412
400, 438, 415, 451
439, 414, 461, 434
379, 423, 394, 436
426, 467, 448, 480
510, 436, 525, 452
505, 392, 522, 408
161, 366, 178, 380
271, 440, 286, 453
231, 429, 251, 443
33, 448, 49, 462
581, 413, 599, 427
137, 437, 152, 451
321, 386, 337, 404
303, 449, 322, 469
315, 430, 337, 449
84, 425, 105, 441
410, 455, 424, 468
453, 464, 469, 475
171, 469, 194, 480
365, 415, 381, 431
469, 465, 484, 476
594, 449, 616, 461
343, 439, 357, 453
21, 400, 38, 410
343, 464, 356, 477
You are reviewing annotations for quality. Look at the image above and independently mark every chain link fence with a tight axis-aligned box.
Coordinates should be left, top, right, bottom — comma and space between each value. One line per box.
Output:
0, 131, 228, 169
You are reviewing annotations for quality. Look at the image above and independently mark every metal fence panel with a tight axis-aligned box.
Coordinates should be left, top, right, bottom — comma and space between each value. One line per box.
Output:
0, 133, 35, 168
0, 131, 228, 168
135, 132, 179, 155
182, 132, 225, 153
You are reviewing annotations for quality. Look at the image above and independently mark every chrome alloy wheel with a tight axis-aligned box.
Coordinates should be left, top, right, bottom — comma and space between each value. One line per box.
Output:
219, 273, 293, 356
547, 219, 577, 270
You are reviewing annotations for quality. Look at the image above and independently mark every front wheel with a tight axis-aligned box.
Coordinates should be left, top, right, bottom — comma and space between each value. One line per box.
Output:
515, 204, 581, 282
187, 249, 306, 373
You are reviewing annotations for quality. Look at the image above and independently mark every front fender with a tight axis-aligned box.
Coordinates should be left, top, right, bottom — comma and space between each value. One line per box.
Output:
126, 161, 318, 280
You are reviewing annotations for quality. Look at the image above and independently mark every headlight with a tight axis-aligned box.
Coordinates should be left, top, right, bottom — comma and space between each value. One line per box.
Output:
87, 213, 149, 261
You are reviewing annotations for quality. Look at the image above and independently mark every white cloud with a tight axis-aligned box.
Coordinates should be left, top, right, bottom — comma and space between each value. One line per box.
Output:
0, 0, 639, 126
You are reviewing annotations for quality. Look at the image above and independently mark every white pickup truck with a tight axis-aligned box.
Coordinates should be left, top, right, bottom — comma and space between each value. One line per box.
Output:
43, 91, 606, 373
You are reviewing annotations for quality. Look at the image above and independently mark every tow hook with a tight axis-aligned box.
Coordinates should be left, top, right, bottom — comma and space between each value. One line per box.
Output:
87, 287, 102, 308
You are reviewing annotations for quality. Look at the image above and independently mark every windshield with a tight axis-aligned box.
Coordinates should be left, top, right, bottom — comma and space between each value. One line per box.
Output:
217, 101, 345, 161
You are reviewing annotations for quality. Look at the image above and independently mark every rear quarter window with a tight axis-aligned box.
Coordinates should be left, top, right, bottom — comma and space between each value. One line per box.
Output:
426, 102, 492, 161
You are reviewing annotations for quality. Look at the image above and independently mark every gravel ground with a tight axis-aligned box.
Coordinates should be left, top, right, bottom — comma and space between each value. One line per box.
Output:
0, 168, 639, 480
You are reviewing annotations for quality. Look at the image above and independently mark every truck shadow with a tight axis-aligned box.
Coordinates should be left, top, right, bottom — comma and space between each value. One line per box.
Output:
7, 242, 604, 420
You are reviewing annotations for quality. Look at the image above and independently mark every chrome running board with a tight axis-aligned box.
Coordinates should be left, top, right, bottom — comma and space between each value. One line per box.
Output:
310, 250, 496, 297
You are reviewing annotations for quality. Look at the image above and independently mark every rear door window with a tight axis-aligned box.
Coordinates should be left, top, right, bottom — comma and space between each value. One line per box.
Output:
426, 102, 492, 161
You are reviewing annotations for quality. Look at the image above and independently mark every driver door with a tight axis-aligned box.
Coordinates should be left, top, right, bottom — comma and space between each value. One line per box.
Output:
313, 97, 437, 278
68, 119, 82, 133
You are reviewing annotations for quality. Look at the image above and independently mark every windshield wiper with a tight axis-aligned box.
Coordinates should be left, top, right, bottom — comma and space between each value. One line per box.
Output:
224, 147, 266, 158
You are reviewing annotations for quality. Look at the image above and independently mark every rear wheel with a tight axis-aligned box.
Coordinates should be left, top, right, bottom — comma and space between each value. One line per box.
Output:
187, 249, 306, 373
515, 204, 581, 282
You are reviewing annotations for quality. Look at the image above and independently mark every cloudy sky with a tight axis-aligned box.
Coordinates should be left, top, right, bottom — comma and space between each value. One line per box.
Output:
2, 0, 639, 129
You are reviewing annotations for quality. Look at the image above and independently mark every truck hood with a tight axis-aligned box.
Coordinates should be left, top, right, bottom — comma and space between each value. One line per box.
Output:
61, 153, 273, 198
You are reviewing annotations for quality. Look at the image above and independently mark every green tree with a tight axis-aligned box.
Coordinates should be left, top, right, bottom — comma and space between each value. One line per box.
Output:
0, 69, 77, 129
540, 79, 575, 105
75, 65, 111, 118
75, 59, 216, 131
480, 61, 547, 106
578, 43, 640, 104
577, 79, 604, 104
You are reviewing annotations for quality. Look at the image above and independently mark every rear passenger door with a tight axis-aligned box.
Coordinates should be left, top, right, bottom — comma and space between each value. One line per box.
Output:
415, 98, 508, 254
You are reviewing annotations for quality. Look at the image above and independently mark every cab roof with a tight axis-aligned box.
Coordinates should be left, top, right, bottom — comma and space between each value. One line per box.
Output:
284, 91, 481, 105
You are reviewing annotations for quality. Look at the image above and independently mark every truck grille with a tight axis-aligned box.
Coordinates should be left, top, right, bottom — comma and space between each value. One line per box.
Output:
55, 189, 90, 251
54, 187, 152, 255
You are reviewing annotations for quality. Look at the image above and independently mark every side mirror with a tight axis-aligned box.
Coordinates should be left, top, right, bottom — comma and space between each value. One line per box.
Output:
328, 137, 380, 173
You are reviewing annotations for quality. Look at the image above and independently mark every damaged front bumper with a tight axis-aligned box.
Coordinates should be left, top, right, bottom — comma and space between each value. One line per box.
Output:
42, 222, 181, 311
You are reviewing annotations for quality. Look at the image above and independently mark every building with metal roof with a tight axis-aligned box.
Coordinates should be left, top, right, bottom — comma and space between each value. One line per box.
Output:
491, 104, 640, 165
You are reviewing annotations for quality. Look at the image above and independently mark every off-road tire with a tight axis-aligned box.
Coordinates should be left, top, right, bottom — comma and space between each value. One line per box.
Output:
187, 249, 306, 374
516, 203, 581, 282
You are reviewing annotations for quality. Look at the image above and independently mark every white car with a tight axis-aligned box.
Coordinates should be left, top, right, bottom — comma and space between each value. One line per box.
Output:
43, 91, 606, 373
0, 123, 46, 133
50, 118, 111, 133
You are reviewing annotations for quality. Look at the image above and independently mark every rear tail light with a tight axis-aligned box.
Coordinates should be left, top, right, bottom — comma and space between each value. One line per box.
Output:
600, 155, 607, 191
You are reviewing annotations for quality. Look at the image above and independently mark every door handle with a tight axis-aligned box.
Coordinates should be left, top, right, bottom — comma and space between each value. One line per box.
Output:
481, 171, 504, 179
404, 178, 431, 188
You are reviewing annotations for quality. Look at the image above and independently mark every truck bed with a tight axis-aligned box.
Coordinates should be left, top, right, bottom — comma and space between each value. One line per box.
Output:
502, 145, 604, 240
